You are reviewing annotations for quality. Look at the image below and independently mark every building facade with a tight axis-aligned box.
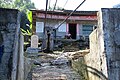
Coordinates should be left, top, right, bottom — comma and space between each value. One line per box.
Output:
31, 10, 97, 39
31, 10, 98, 49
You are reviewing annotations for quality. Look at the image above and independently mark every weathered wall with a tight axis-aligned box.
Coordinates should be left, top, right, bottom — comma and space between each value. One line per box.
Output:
101, 8, 120, 80
85, 8, 120, 80
84, 9, 108, 80
0, 8, 24, 80
0, 8, 19, 80
84, 28, 108, 80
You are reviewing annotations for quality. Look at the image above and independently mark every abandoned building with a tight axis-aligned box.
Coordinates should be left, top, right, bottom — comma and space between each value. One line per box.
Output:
31, 10, 98, 50
31, 10, 98, 39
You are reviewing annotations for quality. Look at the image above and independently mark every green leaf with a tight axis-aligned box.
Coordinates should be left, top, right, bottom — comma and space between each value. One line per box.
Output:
21, 28, 27, 33
27, 29, 32, 35
27, 10, 32, 29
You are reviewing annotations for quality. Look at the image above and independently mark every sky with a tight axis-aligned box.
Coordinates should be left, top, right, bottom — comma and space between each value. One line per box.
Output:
31, 0, 120, 11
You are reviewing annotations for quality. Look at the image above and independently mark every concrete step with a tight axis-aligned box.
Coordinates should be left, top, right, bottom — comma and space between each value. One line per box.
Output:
32, 65, 81, 80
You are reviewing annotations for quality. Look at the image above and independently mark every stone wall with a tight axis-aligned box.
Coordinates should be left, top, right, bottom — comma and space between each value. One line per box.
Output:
85, 8, 120, 80
0, 8, 24, 80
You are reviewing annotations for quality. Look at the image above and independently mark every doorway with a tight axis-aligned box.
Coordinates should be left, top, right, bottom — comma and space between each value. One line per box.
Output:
68, 23, 77, 39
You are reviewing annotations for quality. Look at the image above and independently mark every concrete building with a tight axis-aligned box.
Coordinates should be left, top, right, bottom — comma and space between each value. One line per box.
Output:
31, 10, 98, 49
31, 10, 98, 39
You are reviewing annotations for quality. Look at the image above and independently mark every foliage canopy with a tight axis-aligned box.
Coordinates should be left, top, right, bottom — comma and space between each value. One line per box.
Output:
113, 3, 120, 8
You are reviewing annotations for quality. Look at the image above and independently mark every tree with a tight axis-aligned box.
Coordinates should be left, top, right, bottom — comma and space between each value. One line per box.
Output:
48, 5, 64, 11
0, 0, 13, 8
113, 3, 120, 8
14, 0, 35, 35
0, 0, 35, 11
12, 0, 36, 35
20, 10, 33, 35
13, 0, 35, 12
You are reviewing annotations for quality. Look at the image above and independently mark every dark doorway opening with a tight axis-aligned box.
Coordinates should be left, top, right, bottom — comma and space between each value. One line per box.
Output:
69, 23, 77, 39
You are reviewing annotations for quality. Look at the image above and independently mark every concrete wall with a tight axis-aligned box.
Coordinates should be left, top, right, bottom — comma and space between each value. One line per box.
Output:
85, 29, 108, 80
84, 9, 107, 80
0, 8, 24, 80
85, 8, 120, 80
0, 8, 19, 80
101, 8, 120, 80
17, 34, 24, 80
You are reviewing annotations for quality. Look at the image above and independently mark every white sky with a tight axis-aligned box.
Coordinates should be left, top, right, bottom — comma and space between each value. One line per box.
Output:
31, 0, 120, 11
